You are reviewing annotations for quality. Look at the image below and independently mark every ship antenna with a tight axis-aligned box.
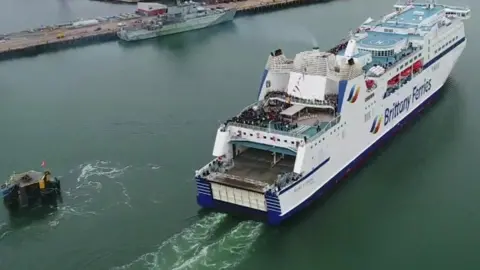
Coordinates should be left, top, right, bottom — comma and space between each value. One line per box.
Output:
348, 29, 354, 39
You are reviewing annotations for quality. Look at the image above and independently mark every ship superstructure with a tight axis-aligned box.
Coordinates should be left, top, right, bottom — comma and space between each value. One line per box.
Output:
195, 1, 470, 225
117, 1, 236, 41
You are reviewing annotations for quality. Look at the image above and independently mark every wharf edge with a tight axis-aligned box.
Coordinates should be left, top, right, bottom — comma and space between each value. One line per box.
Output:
0, 0, 329, 61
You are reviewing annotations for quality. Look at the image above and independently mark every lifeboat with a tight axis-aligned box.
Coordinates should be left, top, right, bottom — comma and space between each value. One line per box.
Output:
366, 79, 376, 89
413, 60, 423, 72
401, 67, 412, 77
387, 75, 399, 86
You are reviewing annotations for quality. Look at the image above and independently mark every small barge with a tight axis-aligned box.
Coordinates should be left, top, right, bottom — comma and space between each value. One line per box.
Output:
1, 170, 61, 210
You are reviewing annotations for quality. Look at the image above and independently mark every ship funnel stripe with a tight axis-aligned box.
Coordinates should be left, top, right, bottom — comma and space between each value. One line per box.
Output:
370, 116, 378, 133
268, 207, 282, 213
347, 85, 360, 103
197, 186, 211, 193
266, 197, 280, 204
196, 178, 212, 195
336, 80, 349, 113
347, 87, 354, 101
266, 201, 281, 208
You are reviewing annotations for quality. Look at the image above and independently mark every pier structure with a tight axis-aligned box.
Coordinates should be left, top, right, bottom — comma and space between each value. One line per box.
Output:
0, 0, 328, 61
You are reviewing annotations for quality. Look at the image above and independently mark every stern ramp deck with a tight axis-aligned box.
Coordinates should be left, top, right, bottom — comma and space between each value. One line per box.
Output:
206, 148, 295, 211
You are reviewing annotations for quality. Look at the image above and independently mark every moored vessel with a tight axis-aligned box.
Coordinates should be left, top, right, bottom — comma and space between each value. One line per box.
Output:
117, 1, 236, 41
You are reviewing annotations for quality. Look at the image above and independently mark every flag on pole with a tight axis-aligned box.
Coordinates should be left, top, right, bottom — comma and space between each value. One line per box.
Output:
41, 161, 46, 168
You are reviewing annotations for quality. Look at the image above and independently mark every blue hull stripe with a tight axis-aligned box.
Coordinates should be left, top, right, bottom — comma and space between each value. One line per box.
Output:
279, 157, 331, 195
196, 35, 465, 225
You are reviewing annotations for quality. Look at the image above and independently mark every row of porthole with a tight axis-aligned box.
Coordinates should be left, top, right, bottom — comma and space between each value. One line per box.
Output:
434, 35, 459, 55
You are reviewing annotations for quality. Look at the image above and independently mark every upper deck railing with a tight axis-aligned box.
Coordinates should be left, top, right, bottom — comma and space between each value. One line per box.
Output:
264, 91, 337, 109
227, 112, 342, 142
225, 92, 338, 139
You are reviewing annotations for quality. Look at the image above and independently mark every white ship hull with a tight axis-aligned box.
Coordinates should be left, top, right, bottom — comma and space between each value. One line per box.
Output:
196, 19, 467, 225
117, 9, 236, 41
268, 35, 466, 224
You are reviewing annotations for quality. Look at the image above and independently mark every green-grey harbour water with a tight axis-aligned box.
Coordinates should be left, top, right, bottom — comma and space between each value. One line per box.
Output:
1, 0, 479, 269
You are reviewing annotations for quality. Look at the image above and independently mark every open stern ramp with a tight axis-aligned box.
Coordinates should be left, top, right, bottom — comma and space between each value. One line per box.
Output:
196, 148, 293, 218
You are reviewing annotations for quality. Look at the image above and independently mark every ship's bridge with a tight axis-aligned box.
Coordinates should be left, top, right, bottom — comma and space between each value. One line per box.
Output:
357, 32, 408, 57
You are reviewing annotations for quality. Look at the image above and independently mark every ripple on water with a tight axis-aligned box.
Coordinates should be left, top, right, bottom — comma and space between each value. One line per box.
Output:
112, 213, 264, 270
0, 160, 141, 240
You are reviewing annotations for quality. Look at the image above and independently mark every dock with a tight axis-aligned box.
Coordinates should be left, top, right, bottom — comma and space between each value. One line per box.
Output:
0, 0, 329, 61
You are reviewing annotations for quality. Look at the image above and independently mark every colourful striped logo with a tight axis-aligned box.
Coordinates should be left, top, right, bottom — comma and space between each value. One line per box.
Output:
370, 115, 382, 134
347, 85, 360, 103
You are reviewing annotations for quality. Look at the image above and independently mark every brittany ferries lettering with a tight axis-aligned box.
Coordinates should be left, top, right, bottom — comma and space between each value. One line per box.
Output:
412, 78, 433, 101
384, 78, 432, 126
194, 1, 470, 225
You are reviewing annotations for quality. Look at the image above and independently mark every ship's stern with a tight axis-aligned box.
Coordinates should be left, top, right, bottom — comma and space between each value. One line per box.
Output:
195, 172, 284, 225
194, 125, 290, 225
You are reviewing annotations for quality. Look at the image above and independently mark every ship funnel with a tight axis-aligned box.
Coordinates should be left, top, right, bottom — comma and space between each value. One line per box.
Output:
344, 39, 358, 61
312, 46, 320, 50
274, 49, 283, 56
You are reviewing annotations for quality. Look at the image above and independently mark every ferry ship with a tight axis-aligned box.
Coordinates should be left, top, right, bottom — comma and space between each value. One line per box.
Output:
194, 0, 470, 225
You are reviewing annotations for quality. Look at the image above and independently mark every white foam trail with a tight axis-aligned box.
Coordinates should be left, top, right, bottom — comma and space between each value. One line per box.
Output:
171, 221, 263, 270
112, 214, 263, 270
75, 160, 130, 192
115, 181, 132, 208
44, 161, 132, 227
112, 213, 228, 270
147, 163, 162, 170
0, 222, 11, 240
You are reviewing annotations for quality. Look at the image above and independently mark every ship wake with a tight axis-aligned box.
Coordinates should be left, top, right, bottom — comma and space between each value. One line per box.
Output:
112, 213, 263, 270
